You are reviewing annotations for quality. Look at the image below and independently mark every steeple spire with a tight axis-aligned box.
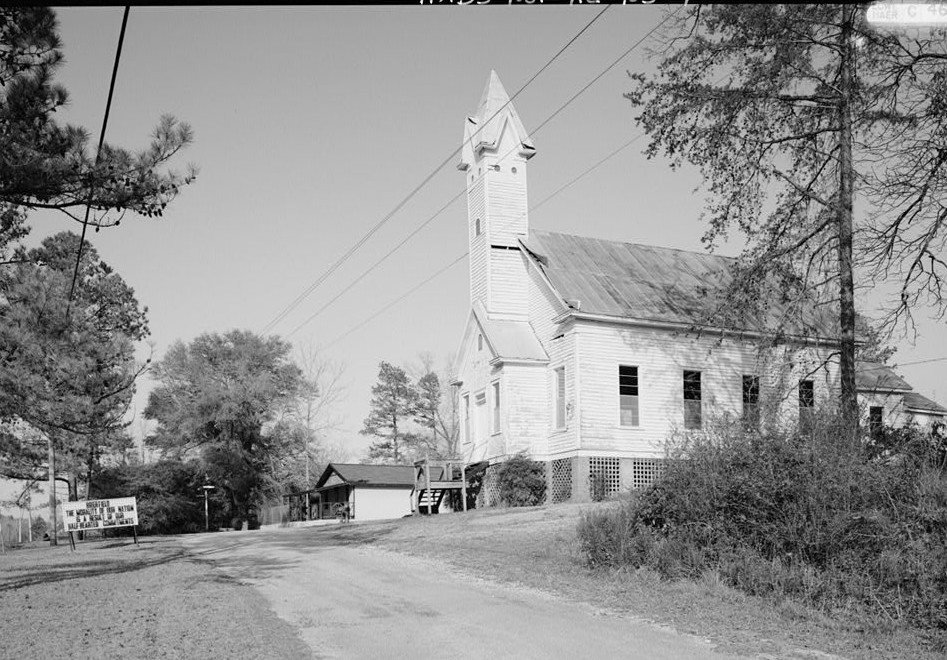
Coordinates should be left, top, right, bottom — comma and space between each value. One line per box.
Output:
459, 71, 535, 172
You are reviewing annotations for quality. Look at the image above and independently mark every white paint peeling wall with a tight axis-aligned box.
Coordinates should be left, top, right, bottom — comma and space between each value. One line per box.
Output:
489, 249, 528, 319
352, 488, 413, 521
574, 322, 840, 456
467, 174, 487, 307
455, 318, 500, 464
501, 364, 547, 457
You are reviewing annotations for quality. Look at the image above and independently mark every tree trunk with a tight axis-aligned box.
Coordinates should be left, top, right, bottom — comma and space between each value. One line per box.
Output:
837, 5, 858, 438
68, 473, 82, 541
47, 437, 57, 546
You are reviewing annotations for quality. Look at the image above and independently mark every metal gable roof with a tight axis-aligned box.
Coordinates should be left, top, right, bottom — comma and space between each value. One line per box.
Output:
522, 229, 836, 338
314, 463, 415, 489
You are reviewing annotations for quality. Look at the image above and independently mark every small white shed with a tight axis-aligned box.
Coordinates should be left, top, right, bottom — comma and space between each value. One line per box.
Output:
313, 463, 414, 521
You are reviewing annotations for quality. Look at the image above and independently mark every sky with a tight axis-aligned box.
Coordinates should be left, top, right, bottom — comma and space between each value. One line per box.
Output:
4, 4, 947, 513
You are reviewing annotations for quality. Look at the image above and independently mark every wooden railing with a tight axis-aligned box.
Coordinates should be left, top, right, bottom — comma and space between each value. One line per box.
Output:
414, 456, 468, 514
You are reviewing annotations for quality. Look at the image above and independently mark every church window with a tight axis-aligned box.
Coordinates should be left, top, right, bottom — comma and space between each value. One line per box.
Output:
475, 218, 481, 236
492, 381, 501, 434
799, 380, 815, 434
554, 367, 566, 429
477, 334, 483, 351
463, 394, 471, 445
619, 365, 639, 427
683, 370, 702, 430
742, 375, 760, 430
869, 406, 883, 439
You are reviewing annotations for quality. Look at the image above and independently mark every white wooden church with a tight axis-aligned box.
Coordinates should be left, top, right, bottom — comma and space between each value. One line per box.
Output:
451, 72, 841, 504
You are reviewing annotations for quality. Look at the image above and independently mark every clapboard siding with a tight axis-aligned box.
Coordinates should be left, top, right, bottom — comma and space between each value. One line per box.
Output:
502, 364, 547, 457
467, 176, 487, 307
489, 249, 528, 319
525, 261, 579, 455
486, 171, 528, 246
574, 322, 839, 455
526, 258, 566, 348
455, 312, 496, 463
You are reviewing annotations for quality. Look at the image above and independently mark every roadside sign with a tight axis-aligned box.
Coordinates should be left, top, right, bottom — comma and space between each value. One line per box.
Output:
63, 497, 139, 533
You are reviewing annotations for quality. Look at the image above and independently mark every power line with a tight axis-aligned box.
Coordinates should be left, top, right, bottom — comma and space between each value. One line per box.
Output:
285, 11, 676, 339
531, 6, 682, 136
322, 253, 468, 350
287, 130, 645, 339
260, 5, 611, 335
530, 133, 644, 214
286, 189, 466, 338
67, 6, 131, 314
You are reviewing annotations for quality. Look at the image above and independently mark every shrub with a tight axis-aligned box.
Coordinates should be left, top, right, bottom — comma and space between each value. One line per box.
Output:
576, 415, 947, 636
495, 453, 546, 507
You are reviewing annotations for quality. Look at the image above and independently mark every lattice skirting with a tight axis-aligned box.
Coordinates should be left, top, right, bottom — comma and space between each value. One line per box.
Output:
477, 465, 503, 508
589, 456, 621, 500
550, 458, 573, 504
630, 459, 666, 490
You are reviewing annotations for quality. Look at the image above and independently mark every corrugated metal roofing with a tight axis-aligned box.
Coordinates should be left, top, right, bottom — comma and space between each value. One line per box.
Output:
902, 391, 947, 415
522, 230, 835, 336
473, 302, 547, 362
315, 463, 415, 489
855, 361, 913, 392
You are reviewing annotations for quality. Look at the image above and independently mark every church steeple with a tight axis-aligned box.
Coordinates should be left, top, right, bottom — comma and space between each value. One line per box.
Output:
461, 71, 535, 320
458, 70, 535, 173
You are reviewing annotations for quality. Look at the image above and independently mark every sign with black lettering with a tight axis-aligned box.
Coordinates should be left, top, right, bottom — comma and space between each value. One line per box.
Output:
63, 497, 139, 532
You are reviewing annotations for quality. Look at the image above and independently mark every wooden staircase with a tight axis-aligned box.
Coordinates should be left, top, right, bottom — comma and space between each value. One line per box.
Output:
413, 457, 468, 515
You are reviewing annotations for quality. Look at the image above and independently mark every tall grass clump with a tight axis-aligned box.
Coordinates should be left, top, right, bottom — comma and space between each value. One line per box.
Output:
577, 415, 947, 639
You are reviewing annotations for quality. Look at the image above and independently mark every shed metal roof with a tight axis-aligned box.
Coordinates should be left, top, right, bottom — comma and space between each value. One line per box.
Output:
473, 301, 547, 362
315, 463, 415, 489
902, 391, 947, 415
522, 230, 835, 337
855, 361, 913, 392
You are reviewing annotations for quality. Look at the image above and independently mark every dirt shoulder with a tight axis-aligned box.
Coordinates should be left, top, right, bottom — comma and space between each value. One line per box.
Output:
0, 537, 310, 660
355, 502, 941, 660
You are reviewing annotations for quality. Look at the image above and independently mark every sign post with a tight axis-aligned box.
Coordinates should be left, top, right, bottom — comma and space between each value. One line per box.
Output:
62, 497, 139, 547
202, 484, 215, 532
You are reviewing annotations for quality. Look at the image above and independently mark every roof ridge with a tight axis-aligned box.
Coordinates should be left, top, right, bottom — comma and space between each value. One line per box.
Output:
529, 228, 736, 262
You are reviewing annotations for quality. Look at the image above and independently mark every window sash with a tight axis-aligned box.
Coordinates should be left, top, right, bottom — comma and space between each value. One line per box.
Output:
554, 367, 566, 429
869, 406, 883, 437
620, 394, 639, 426
799, 380, 814, 408
799, 380, 815, 434
684, 400, 702, 429
492, 382, 500, 433
463, 395, 470, 444
683, 370, 701, 401
742, 375, 760, 429
619, 365, 639, 426
683, 371, 702, 429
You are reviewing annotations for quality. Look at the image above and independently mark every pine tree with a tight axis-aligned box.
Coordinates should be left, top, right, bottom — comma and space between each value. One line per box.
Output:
628, 5, 947, 432
360, 362, 418, 463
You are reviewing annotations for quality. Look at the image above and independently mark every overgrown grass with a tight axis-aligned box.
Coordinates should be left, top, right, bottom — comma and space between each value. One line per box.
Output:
577, 416, 947, 648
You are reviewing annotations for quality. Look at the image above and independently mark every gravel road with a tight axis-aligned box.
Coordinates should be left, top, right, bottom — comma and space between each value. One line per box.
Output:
183, 526, 743, 660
